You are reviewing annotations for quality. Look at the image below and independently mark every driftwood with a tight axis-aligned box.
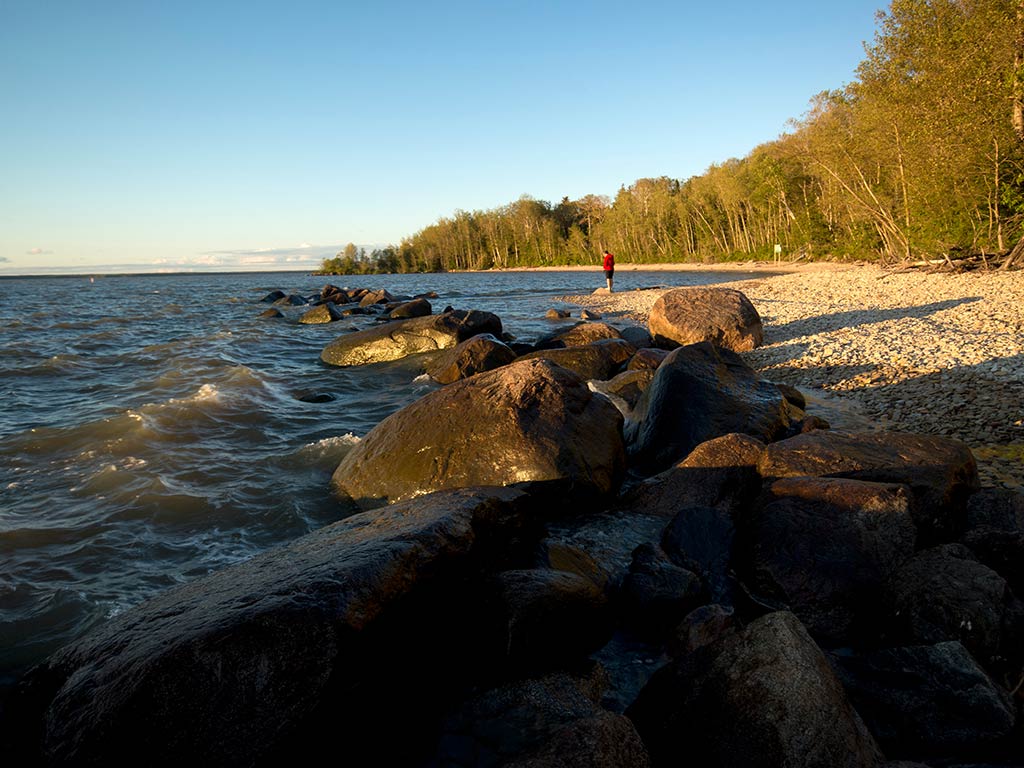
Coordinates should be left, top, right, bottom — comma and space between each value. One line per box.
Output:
884, 248, 1023, 274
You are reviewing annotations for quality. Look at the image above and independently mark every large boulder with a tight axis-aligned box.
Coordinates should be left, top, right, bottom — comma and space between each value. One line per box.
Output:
628, 611, 883, 767
424, 333, 516, 384
331, 359, 626, 510
625, 342, 790, 475
534, 322, 623, 350
743, 477, 917, 646
299, 301, 345, 324
648, 286, 764, 351
830, 641, 1016, 755
10, 487, 531, 767
320, 309, 502, 367
759, 431, 980, 545
519, 338, 635, 381
435, 669, 650, 767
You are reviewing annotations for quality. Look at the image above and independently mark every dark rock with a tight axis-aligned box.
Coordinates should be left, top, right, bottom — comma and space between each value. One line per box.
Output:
260, 289, 286, 303
589, 369, 656, 418
627, 347, 669, 370
533, 540, 611, 591
798, 414, 831, 433
258, 307, 283, 319
424, 333, 517, 384
435, 669, 649, 768
662, 505, 736, 604
11, 487, 530, 767
294, 391, 335, 403
581, 309, 603, 320
519, 338, 635, 381
508, 341, 536, 356
546, 308, 571, 320
759, 430, 980, 545
667, 604, 736, 658
535, 322, 623, 350
415, 291, 440, 299
621, 544, 703, 633
628, 611, 883, 768
775, 382, 806, 409
482, 569, 612, 671
320, 309, 502, 367
331, 359, 625, 511
386, 297, 432, 319
625, 342, 789, 475
358, 288, 395, 307
964, 489, 1024, 593
888, 544, 1010, 663
744, 477, 917, 646
299, 301, 344, 324
618, 326, 653, 349
273, 293, 308, 306
830, 641, 1015, 755
648, 286, 764, 352
339, 305, 373, 316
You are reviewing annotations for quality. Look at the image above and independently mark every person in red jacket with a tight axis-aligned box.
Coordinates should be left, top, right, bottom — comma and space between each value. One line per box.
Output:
602, 249, 615, 292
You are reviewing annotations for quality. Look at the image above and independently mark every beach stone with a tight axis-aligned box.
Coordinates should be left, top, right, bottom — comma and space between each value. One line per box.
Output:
758, 431, 981, 545
331, 358, 626, 510
887, 543, 1010, 663
435, 669, 650, 768
628, 611, 883, 768
624, 342, 790, 475
386, 297, 432, 319
320, 309, 502, 367
424, 333, 516, 384
648, 286, 764, 352
534, 321, 622, 350
519, 338, 635, 381
481, 569, 612, 671
546, 308, 571, 320
627, 347, 669, 370
299, 301, 344, 324
258, 307, 283, 319
260, 289, 286, 303
830, 641, 1016, 754
744, 477, 917, 646
11, 487, 531, 767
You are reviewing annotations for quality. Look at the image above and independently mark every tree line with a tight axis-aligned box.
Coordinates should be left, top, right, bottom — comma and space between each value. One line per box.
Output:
319, 0, 1024, 275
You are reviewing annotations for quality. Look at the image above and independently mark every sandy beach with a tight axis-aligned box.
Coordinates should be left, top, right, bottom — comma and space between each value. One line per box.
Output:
561, 262, 1024, 490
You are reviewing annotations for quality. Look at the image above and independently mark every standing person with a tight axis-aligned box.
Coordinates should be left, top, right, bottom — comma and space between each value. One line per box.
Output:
602, 249, 615, 292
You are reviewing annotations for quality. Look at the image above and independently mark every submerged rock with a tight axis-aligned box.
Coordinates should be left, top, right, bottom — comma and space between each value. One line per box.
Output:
331, 358, 626, 510
299, 301, 345, 324
648, 286, 764, 351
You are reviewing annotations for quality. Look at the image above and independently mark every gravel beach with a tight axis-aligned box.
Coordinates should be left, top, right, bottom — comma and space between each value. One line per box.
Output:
562, 263, 1024, 490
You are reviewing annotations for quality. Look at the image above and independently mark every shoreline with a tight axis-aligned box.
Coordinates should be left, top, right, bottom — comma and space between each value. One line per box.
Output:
460, 260, 853, 274
561, 263, 1024, 490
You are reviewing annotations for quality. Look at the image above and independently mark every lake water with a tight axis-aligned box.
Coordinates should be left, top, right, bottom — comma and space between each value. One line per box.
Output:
0, 268, 760, 692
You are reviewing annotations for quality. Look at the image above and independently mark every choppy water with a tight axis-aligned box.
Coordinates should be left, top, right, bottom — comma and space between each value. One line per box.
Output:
0, 268, 756, 690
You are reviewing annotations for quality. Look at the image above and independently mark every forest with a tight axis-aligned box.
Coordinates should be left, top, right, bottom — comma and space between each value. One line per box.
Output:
318, 0, 1024, 275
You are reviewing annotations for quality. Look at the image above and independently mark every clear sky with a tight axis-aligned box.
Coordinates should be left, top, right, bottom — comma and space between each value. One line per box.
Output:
1, 1, 884, 274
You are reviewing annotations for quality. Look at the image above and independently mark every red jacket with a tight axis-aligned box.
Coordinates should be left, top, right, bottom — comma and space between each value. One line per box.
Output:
603, 252, 614, 270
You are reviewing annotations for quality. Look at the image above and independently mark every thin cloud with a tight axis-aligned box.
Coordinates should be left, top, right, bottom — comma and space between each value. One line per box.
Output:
26, 247, 53, 256
201, 243, 345, 260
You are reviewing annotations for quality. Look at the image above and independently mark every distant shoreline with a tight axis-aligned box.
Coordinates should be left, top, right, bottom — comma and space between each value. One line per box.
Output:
457, 260, 856, 275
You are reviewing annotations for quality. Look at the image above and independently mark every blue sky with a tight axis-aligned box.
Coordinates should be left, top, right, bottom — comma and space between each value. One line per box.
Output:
1, 1, 884, 274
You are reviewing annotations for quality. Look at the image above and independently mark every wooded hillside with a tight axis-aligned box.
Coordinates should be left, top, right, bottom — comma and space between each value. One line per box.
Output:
320, 0, 1024, 274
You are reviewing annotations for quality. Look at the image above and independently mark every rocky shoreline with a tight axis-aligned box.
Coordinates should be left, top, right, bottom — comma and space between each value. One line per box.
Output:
563, 264, 1024, 491
6, 276, 1023, 766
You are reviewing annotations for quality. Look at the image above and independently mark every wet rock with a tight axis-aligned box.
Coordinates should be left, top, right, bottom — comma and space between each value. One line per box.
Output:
358, 288, 395, 307
482, 569, 612, 671
258, 307, 283, 319
435, 669, 650, 768
798, 414, 831, 433
830, 641, 1016, 755
758, 430, 980, 545
534, 322, 623, 350
533, 539, 611, 591
546, 308, 571, 320
331, 359, 625, 510
627, 347, 669, 371
648, 286, 764, 352
628, 611, 883, 768
11, 487, 531, 767
386, 297, 432, 319
294, 391, 335, 403
519, 338, 635, 381
625, 342, 789, 475
415, 290, 440, 299
260, 289, 286, 303
744, 477, 917, 646
424, 333, 517, 384
320, 309, 502, 367
273, 293, 308, 306
299, 301, 345, 324
339, 305, 373, 316
581, 309, 602, 320
888, 543, 1011, 663
774, 382, 806, 409
621, 544, 703, 634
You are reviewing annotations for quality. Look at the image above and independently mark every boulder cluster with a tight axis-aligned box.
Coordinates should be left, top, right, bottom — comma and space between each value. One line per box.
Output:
8, 286, 1023, 766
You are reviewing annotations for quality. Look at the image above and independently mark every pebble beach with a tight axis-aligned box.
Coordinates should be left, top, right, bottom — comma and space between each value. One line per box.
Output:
563, 263, 1024, 491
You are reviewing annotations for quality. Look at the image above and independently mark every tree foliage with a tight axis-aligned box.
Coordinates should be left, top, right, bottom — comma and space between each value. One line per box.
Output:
322, 0, 1024, 274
